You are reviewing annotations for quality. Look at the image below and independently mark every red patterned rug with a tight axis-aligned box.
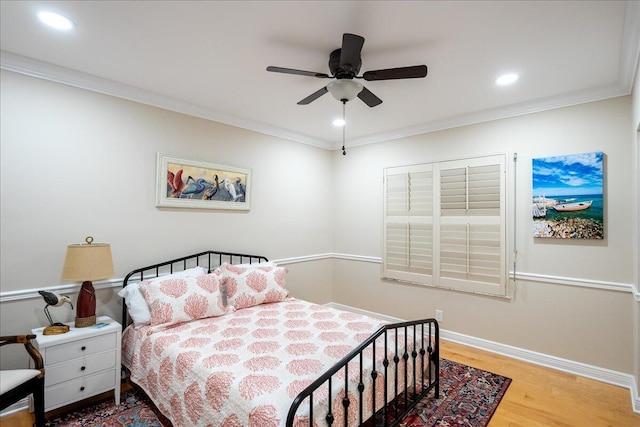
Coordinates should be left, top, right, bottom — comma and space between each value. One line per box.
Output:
44, 359, 510, 427
397, 359, 511, 426
44, 390, 171, 427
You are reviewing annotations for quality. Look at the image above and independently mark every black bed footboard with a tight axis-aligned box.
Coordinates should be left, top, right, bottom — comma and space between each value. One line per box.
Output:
286, 318, 439, 427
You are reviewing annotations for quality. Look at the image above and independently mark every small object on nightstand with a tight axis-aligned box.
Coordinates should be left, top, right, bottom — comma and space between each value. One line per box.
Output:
42, 325, 70, 335
38, 290, 73, 334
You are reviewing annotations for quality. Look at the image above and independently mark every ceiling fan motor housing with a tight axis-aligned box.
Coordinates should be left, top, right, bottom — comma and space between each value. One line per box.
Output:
329, 49, 361, 79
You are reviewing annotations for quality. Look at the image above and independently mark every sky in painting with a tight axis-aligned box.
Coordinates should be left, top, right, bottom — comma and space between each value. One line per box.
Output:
532, 152, 603, 197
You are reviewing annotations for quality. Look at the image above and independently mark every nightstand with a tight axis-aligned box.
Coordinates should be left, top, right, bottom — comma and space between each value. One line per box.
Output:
31, 315, 121, 412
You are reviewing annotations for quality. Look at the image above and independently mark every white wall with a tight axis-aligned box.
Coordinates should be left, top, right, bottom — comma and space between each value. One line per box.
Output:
331, 96, 636, 374
1, 67, 638, 401
0, 70, 334, 341
632, 57, 640, 407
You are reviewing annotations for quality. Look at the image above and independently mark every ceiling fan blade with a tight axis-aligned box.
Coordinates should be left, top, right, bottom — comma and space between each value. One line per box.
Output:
297, 86, 329, 105
357, 86, 382, 107
267, 66, 330, 78
362, 65, 428, 81
340, 33, 365, 72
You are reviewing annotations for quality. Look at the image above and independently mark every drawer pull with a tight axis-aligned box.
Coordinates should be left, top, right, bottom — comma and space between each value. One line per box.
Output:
80, 386, 85, 391
81, 346, 86, 351
80, 366, 86, 371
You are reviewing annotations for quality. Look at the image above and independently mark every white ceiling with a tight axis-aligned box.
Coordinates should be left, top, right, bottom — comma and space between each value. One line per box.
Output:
1, 1, 639, 150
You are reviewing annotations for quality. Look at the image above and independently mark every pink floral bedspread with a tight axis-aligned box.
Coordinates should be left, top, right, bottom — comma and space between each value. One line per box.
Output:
122, 298, 423, 426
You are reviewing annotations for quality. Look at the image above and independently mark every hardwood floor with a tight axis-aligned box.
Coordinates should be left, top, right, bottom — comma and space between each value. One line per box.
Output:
2, 340, 639, 426
441, 340, 640, 427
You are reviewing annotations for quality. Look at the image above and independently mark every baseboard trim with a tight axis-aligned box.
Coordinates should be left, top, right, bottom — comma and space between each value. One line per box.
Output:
633, 377, 640, 414
441, 329, 640, 413
0, 397, 29, 418
324, 302, 406, 323
326, 301, 640, 414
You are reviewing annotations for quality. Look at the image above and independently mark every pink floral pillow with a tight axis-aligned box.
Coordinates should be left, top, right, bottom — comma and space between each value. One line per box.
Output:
220, 263, 289, 310
139, 271, 228, 328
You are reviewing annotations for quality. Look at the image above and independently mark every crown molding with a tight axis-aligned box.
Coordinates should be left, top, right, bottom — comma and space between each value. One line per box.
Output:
0, 50, 330, 150
340, 1, 640, 150
337, 82, 630, 150
3, 0, 639, 154
620, 0, 640, 93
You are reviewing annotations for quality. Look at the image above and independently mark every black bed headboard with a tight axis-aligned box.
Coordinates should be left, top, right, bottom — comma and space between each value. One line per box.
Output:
121, 250, 268, 329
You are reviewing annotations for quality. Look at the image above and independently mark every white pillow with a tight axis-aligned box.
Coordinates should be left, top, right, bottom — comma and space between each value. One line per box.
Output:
118, 282, 150, 327
118, 266, 207, 327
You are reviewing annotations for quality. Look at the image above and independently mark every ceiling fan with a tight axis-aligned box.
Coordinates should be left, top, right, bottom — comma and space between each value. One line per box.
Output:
266, 33, 428, 107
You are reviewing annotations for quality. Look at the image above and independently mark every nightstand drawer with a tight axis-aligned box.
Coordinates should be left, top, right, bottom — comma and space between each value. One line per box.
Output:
44, 370, 116, 411
44, 332, 117, 365
45, 350, 117, 387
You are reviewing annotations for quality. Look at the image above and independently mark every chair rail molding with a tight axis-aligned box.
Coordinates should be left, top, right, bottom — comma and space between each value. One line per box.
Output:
0, 252, 635, 303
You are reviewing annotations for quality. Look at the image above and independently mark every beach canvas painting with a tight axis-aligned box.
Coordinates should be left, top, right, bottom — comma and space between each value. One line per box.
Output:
532, 151, 604, 239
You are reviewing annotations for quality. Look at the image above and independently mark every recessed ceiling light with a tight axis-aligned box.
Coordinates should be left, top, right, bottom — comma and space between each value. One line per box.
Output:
38, 11, 75, 31
495, 73, 518, 86
333, 118, 346, 127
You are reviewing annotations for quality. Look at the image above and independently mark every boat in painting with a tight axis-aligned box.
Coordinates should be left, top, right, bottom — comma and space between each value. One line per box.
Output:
552, 200, 592, 212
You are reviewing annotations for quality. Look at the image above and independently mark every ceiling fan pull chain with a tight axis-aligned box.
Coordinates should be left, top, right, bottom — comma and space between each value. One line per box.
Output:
342, 100, 347, 155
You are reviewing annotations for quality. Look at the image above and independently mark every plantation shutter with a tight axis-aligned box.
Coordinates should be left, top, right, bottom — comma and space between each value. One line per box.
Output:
383, 165, 434, 285
383, 154, 508, 297
438, 155, 506, 295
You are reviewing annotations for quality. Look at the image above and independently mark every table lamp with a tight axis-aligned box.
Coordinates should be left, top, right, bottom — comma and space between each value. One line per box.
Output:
61, 236, 114, 327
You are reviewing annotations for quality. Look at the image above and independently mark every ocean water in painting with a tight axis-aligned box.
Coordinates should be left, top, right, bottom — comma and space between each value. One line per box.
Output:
541, 194, 603, 222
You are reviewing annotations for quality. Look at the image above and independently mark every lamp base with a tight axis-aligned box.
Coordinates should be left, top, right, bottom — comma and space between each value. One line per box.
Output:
43, 325, 70, 335
75, 314, 96, 328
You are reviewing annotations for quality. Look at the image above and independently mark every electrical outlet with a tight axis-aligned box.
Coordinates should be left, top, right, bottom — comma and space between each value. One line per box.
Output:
435, 310, 443, 322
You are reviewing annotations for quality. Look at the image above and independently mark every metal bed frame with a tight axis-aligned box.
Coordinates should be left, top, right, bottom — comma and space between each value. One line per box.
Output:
121, 250, 268, 329
121, 250, 439, 427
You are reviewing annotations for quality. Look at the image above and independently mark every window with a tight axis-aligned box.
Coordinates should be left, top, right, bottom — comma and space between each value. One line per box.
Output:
383, 154, 508, 297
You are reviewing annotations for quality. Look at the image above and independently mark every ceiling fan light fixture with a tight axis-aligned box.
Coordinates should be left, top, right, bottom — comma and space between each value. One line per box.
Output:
327, 80, 363, 102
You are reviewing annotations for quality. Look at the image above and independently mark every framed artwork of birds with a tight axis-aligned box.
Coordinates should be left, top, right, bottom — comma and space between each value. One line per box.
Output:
156, 153, 251, 210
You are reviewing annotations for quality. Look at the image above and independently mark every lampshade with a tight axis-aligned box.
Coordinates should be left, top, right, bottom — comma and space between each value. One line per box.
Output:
327, 80, 363, 102
62, 236, 114, 328
61, 241, 114, 282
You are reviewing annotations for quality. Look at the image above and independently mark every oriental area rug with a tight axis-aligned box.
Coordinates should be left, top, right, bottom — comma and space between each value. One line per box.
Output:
44, 359, 511, 427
